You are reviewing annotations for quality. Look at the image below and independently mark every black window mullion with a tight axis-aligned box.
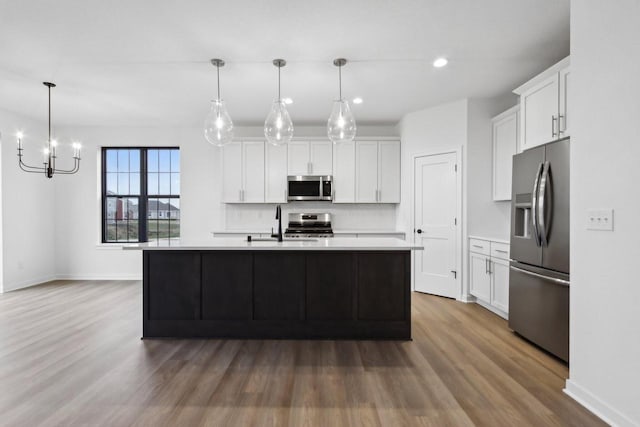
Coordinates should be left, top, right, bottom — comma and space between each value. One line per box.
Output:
140, 149, 148, 242
101, 148, 107, 243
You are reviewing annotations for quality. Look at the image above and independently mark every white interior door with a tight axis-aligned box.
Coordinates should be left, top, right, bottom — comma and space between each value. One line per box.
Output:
414, 152, 459, 298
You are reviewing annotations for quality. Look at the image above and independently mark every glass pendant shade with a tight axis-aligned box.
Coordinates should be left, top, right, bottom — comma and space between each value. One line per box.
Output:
204, 99, 234, 146
327, 99, 357, 144
264, 99, 294, 146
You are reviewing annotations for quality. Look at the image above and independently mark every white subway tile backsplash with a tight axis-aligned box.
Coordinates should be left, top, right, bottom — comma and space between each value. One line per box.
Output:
224, 203, 397, 231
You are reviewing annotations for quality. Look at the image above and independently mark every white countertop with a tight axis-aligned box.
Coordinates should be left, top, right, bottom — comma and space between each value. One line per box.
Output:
468, 235, 510, 245
212, 229, 406, 235
123, 237, 423, 251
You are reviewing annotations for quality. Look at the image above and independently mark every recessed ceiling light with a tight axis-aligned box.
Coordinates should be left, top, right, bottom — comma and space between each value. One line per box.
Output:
433, 57, 448, 68
352, 97, 363, 104
283, 97, 293, 104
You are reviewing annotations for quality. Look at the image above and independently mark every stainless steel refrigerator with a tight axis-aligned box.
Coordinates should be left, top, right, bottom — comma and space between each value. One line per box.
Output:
509, 137, 570, 362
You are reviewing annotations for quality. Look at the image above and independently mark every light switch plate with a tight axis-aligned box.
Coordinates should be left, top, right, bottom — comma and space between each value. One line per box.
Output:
586, 209, 614, 231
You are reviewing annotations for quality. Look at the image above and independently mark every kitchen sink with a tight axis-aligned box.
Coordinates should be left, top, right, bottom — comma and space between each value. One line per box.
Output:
247, 236, 318, 242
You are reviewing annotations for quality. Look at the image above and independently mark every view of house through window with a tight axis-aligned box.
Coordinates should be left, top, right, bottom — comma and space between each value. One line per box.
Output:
102, 147, 180, 243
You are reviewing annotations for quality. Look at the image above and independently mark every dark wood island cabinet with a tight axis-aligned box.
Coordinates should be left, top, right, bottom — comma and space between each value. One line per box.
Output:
131, 238, 422, 340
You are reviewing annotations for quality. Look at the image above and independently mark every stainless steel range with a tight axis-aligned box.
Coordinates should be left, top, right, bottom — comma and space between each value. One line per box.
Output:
284, 213, 334, 238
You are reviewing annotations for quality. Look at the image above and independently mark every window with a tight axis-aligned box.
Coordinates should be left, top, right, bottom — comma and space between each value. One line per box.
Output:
102, 147, 180, 243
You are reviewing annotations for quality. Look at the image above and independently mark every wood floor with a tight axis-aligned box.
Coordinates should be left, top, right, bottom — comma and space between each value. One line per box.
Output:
0, 280, 603, 427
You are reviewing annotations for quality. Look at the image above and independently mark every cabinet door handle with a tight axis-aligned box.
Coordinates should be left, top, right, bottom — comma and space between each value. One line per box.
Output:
485, 258, 489, 274
551, 115, 558, 138
472, 244, 484, 249
239, 189, 242, 202
558, 114, 566, 134
495, 249, 508, 253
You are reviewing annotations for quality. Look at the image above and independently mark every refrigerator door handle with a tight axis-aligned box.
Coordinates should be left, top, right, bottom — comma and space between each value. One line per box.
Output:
531, 162, 543, 246
538, 161, 551, 247
510, 265, 570, 287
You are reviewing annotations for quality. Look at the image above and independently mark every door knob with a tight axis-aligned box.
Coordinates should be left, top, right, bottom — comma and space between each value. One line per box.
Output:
416, 229, 423, 234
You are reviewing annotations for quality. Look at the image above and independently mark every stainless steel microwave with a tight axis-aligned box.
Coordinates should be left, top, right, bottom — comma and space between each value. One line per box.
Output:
287, 176, 332, 201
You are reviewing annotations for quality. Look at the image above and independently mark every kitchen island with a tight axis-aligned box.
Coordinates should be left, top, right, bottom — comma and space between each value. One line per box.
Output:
125, 238, 422, 340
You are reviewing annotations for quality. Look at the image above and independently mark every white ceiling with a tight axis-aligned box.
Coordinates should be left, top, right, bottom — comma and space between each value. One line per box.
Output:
0, 0, 569, 127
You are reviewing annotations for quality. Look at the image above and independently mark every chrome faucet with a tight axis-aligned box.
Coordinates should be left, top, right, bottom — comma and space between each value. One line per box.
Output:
271, 205, 283, 242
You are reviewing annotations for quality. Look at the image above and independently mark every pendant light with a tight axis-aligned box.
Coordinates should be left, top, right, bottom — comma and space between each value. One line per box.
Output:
264, 59, 294, 146
204, 58, 234, 146
17, 82, 81, 178
327, 58, 357, 144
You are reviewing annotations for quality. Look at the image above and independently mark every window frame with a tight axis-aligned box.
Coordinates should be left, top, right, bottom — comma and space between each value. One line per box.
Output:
101, 147, 180, 244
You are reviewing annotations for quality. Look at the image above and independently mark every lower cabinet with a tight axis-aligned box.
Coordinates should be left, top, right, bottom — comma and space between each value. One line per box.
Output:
253, 253, 305, 320
469, 238, 510, 319
143, 250, 411, 339
202, 253, 253, 320
147, 252, 201, 320
306, 253, 355, 320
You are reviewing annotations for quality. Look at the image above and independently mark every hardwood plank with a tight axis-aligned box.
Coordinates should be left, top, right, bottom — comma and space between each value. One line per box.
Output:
0, 280, 606, 427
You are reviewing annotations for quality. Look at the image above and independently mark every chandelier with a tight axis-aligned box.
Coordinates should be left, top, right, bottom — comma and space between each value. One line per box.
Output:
17, 82, 81, 178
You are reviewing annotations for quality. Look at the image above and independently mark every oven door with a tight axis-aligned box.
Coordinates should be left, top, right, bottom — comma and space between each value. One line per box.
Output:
287, 176, 332, 201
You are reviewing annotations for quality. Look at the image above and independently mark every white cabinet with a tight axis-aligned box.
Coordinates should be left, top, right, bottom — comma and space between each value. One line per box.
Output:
355, 141, 379, 202
332, 140, 355, 203
265, 143, 287, 203
309, 141, 333, 175
355, 140, 401, 203
287, 140, 333, 175
469, 237, 510, 319
287, 141, 310, 175
514, 57, 570, 151
492, 106, 519, 201
470, 251, 491, 302
491, 257, 510, 313
559, 67, 570, 137
222, 141, 265, 203
378, 141, 401, 203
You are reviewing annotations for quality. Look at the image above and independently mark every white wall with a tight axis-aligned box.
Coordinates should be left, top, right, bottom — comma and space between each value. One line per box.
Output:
396, 99, 469, 235
397, 97, 517, 299
466, 97, 517, 241
0, 108, 56, 292
397, 99, 469, 297
565, 1, 640, 426
53, 124, 398, 280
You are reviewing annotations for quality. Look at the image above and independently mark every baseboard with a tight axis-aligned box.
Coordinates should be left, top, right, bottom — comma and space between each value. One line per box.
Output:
1, 274, 57, 293
458, 294, 476, 303
54, 274, 141, 281
564, 379, 636, 427
475, 299, 508, 320
1, 274, 141, 293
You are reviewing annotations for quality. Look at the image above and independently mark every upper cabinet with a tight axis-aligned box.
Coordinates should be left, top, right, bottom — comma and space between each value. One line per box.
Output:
514, 57, 570, 151
221, 137, 400, 205
492, 106, 519, 201
287, 140, 332, 175
222, 140, 265, 203
265, 143, 287, 203
332, 140, 356, 203
355, 140, 401, 203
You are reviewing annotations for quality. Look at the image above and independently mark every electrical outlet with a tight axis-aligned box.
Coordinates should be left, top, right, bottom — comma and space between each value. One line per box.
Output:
586, 209, 614, 231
